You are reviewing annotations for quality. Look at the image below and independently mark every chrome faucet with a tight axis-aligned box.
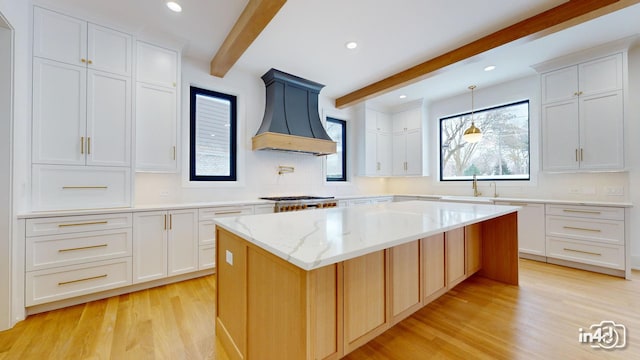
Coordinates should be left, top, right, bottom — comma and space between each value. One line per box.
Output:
472, 174, 481, 197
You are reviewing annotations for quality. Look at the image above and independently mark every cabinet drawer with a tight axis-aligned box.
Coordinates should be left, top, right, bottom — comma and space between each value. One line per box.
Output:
26, 213, 132, 237
27, 228, 132, 271
26, 257, 132, 306
199, 206, 253, 220
199, 221, 215, 245
546, 237, 624, 270
199, 245, 215, 270
32, 165, 131, 211
545, 216, 623, 245
545, 204, 624, 220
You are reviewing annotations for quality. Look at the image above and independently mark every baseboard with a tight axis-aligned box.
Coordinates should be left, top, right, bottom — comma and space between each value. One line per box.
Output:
519, 253, 547, 262
631, 255, 640, 270
546, 258, 625, 279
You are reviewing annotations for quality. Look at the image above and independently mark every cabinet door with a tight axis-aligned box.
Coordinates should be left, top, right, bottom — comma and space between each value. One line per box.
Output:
33, 7, 87, 67
391, 133, 405, 175
86, 70, 131, 166
376, 132, 392, 176
364, 130, 378, 175
446, 228, 465, 288
541, 66, 578, 104
343, 250, 387, 353
405, 129, 422, 175
136, 41, 178, 88
167, 210, 198, 276
376, 111, 392, 133
390, 241, 421, 324
133, 211, 167, 283
87, 23, 132, 76
32, 58, 86, 165
135, 82, 177, 171
579, 91, 624, 170
541, 100, 580, 171
405, 108, 422, 131
579, 53, 623, 96
422, 233, 445, 303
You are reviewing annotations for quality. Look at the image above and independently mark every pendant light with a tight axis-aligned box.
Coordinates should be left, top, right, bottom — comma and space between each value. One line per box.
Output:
463, 85, 482, 143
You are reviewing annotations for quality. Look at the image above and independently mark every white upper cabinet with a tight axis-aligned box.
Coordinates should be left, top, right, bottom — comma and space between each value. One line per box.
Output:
539, 52, 625, 172
134, 41, 179, 172
136, 41, 178, 88
391, 106, 423, 176
33, 7, 132, 76
359, 108, 392, 176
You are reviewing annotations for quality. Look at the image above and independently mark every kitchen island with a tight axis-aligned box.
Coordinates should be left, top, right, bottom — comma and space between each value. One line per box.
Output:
214, 201, 519, 360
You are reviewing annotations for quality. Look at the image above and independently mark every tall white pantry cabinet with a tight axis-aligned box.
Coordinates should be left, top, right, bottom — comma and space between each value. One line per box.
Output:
31, 6, 132, 210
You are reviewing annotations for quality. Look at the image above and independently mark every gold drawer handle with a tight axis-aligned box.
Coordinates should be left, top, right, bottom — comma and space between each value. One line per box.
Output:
62, 186, 108, 189
563, 248, 602, 256
58, 221, 108, 228
58, 244, 108, 252
508, 202, 528, 206
563, 226, 601, 233
562, 209, 601, 215
214, 211, 243, 215
58, 274, 107, 286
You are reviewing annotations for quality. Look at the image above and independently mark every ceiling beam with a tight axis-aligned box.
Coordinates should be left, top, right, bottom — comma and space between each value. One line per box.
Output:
335, 0, 640, 109
210, 0, 287, 77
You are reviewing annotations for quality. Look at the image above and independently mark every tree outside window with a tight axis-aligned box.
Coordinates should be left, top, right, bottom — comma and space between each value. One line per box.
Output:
440, 100, 529, 181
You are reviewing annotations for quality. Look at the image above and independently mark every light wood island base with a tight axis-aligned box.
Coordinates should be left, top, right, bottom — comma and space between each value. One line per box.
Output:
216, 212, 518, 359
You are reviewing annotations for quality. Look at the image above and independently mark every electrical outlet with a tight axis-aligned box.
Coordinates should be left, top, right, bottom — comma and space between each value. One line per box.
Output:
568, 187, 581, 194
159, 191, 169, 198
226, 250, 234, 266
582, 186, 596, 195
604, 186, 624, 196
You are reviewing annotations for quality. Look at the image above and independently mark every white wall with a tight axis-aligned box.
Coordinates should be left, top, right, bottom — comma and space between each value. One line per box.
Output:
0, 0, 29, 330
134, 57, 387, 205
0, 13, 12, 332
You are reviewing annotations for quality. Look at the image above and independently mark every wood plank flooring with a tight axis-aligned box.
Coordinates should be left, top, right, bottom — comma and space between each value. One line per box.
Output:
1, 259, 639, 359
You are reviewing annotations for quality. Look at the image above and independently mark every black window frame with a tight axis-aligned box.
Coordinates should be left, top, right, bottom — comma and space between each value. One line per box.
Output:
326, 117, 347, 182
439, 99, 530, 182
189, 86, 237, 182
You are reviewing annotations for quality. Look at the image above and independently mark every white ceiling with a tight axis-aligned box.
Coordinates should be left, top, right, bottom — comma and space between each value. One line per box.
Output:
35, 0, 640, 109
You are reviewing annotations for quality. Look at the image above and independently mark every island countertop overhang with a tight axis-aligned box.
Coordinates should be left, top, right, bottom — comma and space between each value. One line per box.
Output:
213, 200, 520, 271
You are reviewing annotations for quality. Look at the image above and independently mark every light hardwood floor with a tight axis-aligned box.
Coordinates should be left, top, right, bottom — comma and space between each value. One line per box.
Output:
1, 259, 638, 359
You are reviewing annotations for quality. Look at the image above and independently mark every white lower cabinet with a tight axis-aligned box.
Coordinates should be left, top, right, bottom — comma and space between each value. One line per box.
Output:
545, 204, 626, 275
133, 209, 198, 283
25, 213, 133, 306
198, 205, 254, 270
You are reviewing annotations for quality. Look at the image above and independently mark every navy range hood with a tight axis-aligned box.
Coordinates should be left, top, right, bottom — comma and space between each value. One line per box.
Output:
252, 68, 337, 156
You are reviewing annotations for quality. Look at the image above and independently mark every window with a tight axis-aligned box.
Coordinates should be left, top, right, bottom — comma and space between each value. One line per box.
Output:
440, 100, 529, 181
326, 117, 347, 181
190, 86, 237, 181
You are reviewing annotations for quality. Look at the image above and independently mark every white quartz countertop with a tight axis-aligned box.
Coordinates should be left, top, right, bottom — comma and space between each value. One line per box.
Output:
214, 200, 519, 271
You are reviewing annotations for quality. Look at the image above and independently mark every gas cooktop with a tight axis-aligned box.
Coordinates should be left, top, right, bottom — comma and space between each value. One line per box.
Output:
259, 196, 335, 201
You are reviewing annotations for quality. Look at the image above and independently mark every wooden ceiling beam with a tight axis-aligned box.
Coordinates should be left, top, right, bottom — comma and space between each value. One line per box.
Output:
335, 0, 640, 109
210, 0, 287, 77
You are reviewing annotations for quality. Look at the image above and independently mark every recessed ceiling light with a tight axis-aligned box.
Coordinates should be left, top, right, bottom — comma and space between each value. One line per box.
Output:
399, 94, 407, 99
345, 41, 358, 50
484, 65, 496, 72
166, 1, 182, 12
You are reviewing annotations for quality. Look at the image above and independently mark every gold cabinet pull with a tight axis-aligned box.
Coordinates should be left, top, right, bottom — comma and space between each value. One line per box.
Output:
563, 248, 601, 256
87, 137, 91, 154
88, 59, 93, 65
173, 146, 176, 160
81, 58, 87, 63
214, 211, 242, 216
62, 186, 108, 189
58, 244, 108, 252
508, 202, 528, 206
58, 221, 108, 227
580, 148, 584, 162
81, 137, 85, 154
169, 214, 172, 230
562, 209, 601, 215
164, 214, 167, 230
575, 149, 578, 162
563, 226, 601, 233
58, 274, 107, 286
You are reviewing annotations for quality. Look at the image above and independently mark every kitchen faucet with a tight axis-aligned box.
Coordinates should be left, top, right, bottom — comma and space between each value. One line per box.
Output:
472, 174, 481, 197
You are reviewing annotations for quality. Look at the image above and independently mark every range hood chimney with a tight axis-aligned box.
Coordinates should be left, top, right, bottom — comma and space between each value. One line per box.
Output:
252, 68, 337, 156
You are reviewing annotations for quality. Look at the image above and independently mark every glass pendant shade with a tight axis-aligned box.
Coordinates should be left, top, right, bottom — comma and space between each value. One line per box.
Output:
463, 85, 482, 143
